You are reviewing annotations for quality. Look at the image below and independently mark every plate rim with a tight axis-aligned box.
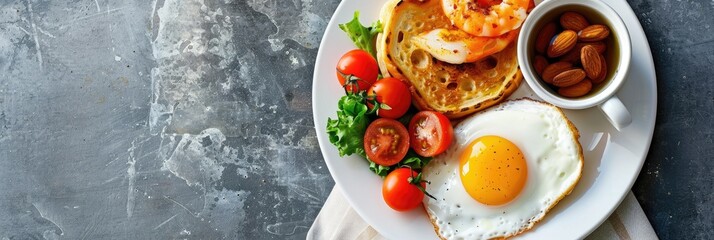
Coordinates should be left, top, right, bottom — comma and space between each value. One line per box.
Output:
573, 0, 659, 237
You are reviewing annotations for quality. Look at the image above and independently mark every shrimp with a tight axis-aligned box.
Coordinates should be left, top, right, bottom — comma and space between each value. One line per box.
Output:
442, 0, 530, 37
411, 28, 518, 64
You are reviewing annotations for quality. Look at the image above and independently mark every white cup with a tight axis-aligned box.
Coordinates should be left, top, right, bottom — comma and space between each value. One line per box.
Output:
517, 0, 632, 130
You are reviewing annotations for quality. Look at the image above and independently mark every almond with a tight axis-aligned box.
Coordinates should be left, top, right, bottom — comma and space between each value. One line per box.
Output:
578, 25, 610, 42
592, 55, 608, 84
560, 12, 589, 31
547, 30, 577, 58
535, 22, 558, 54
585, 41, 607, 54
581, 45, 603, 79
552, 68, 586, 87
558, 47, 581, 64
541, 62, 573, 84
559, 41, 607, 64
559, 79, 593, 97
533, 55, 549, 76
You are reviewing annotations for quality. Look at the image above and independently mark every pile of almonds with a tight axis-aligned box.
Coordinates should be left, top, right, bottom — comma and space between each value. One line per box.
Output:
533, 11, 611, 98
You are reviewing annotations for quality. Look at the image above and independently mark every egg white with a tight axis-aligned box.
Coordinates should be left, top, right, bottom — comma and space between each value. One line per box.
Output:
422, 99, 583, 239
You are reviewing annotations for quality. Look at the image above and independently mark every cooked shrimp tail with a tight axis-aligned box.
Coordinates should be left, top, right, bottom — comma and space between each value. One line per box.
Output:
442, 0, 529, 37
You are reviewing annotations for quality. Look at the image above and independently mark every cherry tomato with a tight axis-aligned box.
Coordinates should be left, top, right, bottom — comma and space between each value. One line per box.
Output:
364, 118, 410, 166
409, 111, 454, 157
368, 77, 412, 119
336, 49, 379, 93
382, 168, 425, 211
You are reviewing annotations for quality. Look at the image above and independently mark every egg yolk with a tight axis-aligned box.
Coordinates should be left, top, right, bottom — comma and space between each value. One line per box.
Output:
459, 136, 527, 205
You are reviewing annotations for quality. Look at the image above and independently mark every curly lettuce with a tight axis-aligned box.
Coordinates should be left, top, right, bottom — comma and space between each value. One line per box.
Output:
369, 160, 392, 177
326, 93, 432, 177
330, 14, 433, 177
327, 94, 370, 157
400, 152, 432, 170
339, 11, 383, 59
368, 152, 433, 177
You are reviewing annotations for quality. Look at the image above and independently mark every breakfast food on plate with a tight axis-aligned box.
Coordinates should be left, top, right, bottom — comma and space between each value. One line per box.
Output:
547, 30, 578, 58
382, 167, 433, 212
411, 28, 518, 64
377, 0, 522, 119
327, 0, 587, 230
422, 99, 584, 239
367, 77, 412, 119
441, 0, 530, 37
364, 118, 411, 166
408, 111, 453, 157
532, 11, 613, 98
336, 49, 379, 93
327, 13, 443, 188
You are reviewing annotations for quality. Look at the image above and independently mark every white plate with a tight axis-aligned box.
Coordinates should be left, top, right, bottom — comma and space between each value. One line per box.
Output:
312, 0, 657, 239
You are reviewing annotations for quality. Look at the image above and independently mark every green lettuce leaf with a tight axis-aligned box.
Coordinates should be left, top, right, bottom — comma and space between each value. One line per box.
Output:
369, 159, 392, 177
399, 150, 432, 169
326, 94, 370, 157
367, 150, 432, 177
339, 11, 382, 59
326, 92, 432, 178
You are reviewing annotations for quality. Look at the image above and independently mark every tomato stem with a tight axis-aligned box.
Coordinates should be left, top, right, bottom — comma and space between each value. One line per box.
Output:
337, 68, 370, 94
404, 166, 437, 200
416, 184, 437, 201
365, 93, 390, 116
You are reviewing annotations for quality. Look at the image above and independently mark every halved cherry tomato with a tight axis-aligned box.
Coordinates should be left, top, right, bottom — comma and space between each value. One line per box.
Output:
408, 111, 454, 157
336, 49, 379, 93
382, 167, 425, 211
368, 77, 412, 119
364, 118, 410, 166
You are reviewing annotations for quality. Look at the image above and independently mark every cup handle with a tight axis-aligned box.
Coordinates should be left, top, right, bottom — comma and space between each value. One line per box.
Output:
598, 95, 632, 131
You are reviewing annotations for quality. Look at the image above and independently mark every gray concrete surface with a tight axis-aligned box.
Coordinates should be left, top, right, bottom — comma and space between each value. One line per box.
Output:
628, 0, 714, 239
0, 0, 711, 239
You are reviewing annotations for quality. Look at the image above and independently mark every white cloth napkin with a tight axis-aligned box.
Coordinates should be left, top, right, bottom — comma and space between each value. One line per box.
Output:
307, 187, 657, 240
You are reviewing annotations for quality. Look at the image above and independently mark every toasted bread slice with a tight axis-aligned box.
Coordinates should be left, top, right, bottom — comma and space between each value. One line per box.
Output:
377, 0, 522, 119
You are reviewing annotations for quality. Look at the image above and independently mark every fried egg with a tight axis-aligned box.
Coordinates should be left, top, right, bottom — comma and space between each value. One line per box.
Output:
422, 99, 583, 239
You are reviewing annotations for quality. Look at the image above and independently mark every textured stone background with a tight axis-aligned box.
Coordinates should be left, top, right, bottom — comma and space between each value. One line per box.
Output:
0, 0, 711, 239
628, 0, 714, 239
